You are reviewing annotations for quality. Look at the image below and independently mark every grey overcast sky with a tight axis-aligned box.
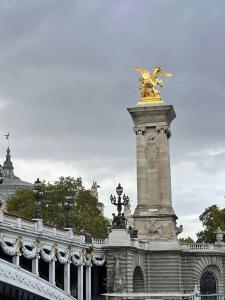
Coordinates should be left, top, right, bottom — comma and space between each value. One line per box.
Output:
0, 0, 225, 239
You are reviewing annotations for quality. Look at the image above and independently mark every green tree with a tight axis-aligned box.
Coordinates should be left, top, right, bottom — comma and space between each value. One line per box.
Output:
179, 236, 195, 243
5, 176, 109, 238
6, 189, 35, 218
196, 205, 225, 243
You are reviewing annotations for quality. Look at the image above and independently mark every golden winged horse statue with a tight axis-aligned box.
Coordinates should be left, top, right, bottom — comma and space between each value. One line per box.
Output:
135, 66, 172, 103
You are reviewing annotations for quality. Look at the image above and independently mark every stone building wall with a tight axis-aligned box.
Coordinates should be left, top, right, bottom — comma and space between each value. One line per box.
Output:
105, 242, 225, 294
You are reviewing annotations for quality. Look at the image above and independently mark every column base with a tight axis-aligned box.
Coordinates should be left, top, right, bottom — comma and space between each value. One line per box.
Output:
133, 214, 178, 241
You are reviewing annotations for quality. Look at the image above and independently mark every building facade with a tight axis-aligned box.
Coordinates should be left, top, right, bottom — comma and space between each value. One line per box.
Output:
0, 147, 33, 204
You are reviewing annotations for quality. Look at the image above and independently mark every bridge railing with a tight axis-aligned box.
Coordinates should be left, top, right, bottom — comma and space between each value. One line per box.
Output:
180, 243, 224, 252
0, 211, 82, 241
93, 238, 108, 246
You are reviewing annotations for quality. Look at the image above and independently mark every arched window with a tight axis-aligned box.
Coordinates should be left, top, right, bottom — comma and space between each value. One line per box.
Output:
133, 266, 145, 293
200, 271, 217, 297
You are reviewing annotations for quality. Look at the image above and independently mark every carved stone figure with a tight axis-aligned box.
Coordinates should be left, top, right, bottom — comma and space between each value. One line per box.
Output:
109, 253, 126, 293
124, 198, 131, 217
175, 224, 183, 236
90, 181, 100, 199
146, 220, 160, 236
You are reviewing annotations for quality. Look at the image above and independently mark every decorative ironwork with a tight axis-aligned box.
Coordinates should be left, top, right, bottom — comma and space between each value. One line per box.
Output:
200, 271, 217, 299
64, 190, 73, 228
110, 183, 129, 229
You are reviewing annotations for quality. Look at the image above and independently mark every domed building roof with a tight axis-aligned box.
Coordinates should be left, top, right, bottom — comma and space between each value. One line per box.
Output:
0, 147, 33, 204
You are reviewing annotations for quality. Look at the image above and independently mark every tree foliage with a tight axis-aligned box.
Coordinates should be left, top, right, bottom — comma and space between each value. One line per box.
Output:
5, 176, 109, 238
6, 189, 35, 219
196, 205, 225, 243
179, 236, 195, 243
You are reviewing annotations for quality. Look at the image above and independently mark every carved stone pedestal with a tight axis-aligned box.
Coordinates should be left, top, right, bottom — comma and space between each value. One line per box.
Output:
108, 229, 131, 246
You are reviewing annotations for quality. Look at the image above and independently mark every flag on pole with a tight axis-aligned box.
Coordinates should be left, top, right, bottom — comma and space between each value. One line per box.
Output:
5, 133, 9, 139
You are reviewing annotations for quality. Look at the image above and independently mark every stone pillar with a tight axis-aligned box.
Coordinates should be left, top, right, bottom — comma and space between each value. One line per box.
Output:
128, 104, 177, 240
86, 266, 92, 300
32, 255, 39, 275
64, 261, 70, 294
12, 253, 20, 266
78, 265, 84, 300
49, 259, 56, 285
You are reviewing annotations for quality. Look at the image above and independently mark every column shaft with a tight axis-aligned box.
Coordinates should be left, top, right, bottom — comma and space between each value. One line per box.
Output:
49, 259, 55, 285
12, 254, 20, 266
64, 262, 70, 294
86, 266, 92, 300
32, 256, 39, 275
78, 265, 84, 300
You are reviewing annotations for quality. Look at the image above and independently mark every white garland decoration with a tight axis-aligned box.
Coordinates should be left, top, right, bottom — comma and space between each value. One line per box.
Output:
92, 255, 106, 266
40, 247, 56, 263
83, 254, 92, 267
0, 234, 106, 268
56, 248, 70, 264
21, 244, 37, 259
70, 251, 83, 266
0, 235, 19, 256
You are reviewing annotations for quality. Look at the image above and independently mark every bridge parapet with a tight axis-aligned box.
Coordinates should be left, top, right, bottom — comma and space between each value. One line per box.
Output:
0, 210, 82, 243
180, 243, 225, 252
0, 210, 106, 300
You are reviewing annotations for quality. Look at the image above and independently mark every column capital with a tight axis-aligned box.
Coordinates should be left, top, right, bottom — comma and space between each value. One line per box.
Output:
134, 126, 146, 135
156, 125, 171, 138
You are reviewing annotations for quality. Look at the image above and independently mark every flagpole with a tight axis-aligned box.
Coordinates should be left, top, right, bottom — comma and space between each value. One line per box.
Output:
5, 133, 9, 148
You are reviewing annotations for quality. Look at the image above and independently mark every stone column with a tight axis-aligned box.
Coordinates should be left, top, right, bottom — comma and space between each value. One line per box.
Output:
78, 265, 84, 300
86, 266, 92, 300
12, 253, 20, 266
64, 261, 71, 294
49, 259, 56, 285
128, 104, 177, 240
32, 254, 39, 275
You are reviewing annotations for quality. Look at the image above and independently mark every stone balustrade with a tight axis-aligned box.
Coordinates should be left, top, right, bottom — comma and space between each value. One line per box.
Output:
93, 238, 108, 246
180, 243, 225, 251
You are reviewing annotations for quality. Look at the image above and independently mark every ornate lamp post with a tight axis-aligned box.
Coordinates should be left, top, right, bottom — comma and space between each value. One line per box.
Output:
33, 178, 43, 219
110, 183, 129, 229
0, 164, 3, 184
64, 190, 73, 228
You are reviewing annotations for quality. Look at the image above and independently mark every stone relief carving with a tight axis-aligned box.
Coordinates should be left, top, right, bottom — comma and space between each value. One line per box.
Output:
145, 220, 160, 236
146, 133, 159, 160
0, 259, 71, 300
109, 252, 126, 293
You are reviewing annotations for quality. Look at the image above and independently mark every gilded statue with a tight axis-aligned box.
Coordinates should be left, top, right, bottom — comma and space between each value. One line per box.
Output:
135, 66, 172, 103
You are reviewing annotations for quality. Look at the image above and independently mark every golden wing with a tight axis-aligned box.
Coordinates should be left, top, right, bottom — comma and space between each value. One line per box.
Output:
135, 67, 151, 80
160, 71, 173, 77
